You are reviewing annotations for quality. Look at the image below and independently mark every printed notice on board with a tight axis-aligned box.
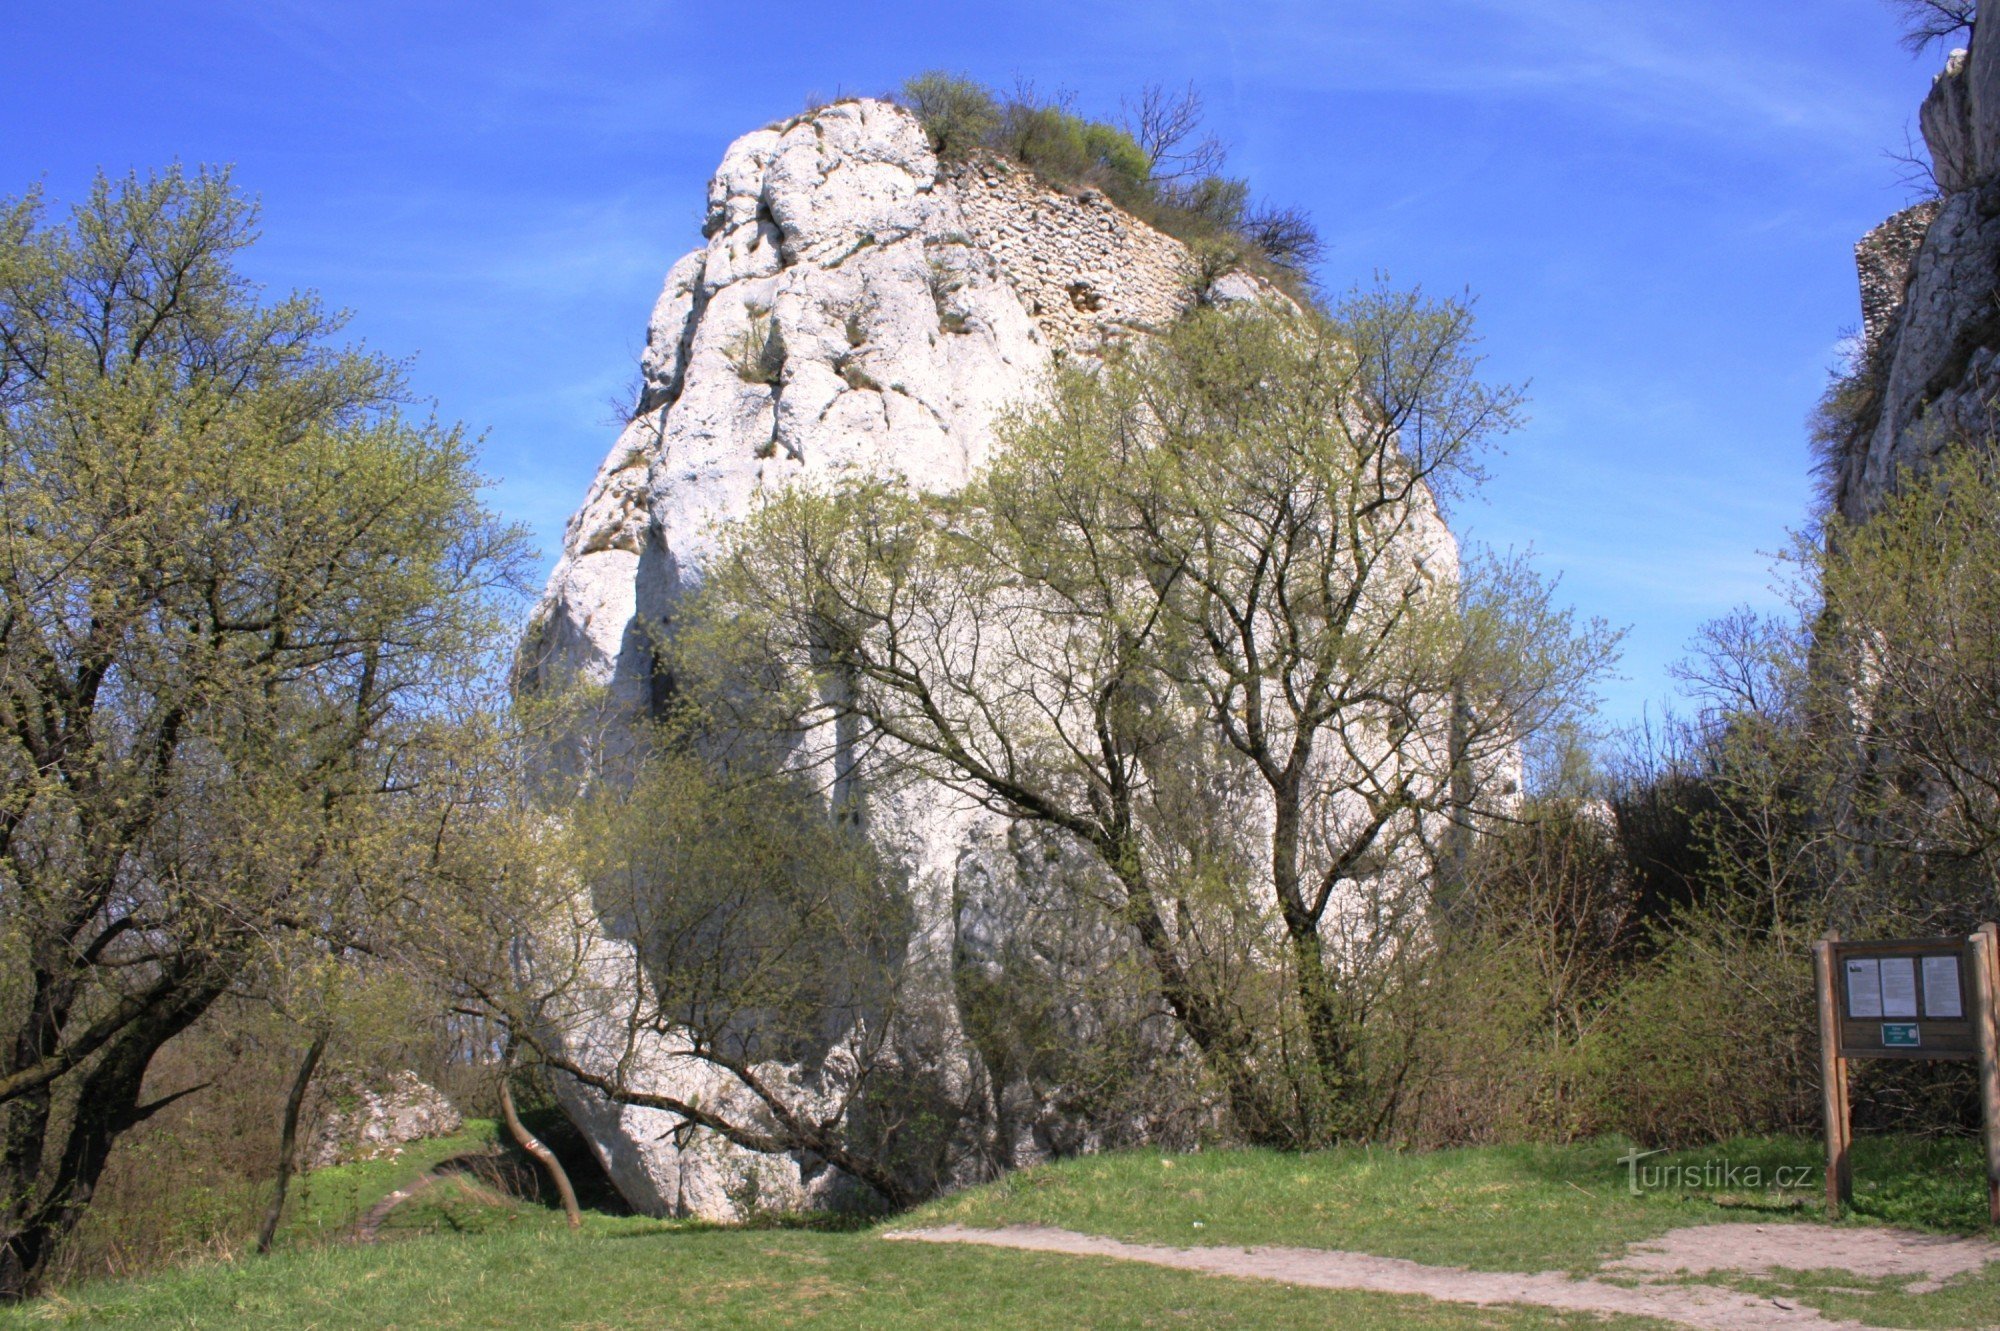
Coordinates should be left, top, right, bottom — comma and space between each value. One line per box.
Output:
1846, 958, 1883, 1018
1922, 955, 1963, 1019
1880, 957, 1919, 1018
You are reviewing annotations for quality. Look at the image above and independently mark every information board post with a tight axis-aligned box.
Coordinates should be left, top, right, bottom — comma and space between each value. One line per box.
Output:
1813, 930, 1853, 1216
1972, 923, 2000, 1227
1818, 925, 1998, 1225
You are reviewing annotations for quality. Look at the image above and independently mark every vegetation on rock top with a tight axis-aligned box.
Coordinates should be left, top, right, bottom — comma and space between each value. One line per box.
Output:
894, 72, 1325, 297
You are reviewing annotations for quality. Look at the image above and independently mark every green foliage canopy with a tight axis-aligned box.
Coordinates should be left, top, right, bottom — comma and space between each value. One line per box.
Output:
0, 165, 529, 1298
691, 293, 1615, 1147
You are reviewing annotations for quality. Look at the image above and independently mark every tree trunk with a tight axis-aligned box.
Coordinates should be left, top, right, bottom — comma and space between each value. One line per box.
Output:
1284, 920, 1352, 1140
0, 977, 221, 1301
499, 1068, 582, 1228
1268, 789, 1351, 1146
0, 1087, 53, 1303
0, 956, 85, 1300
256, 1031, 327, 1255
1115, 870, 1288, 1144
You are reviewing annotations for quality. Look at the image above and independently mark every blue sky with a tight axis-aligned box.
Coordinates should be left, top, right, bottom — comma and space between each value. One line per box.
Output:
0, 0, 1947, 727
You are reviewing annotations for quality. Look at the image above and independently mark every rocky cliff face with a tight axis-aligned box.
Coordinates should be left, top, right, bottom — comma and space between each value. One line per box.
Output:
1836, 25, 2000, 517
523, 98, 1452, 1219
521, 100, 1236, 711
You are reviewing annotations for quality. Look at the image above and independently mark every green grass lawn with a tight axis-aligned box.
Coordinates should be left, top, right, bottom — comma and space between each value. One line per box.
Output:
900, 1134, 1993, 1274
273, 1119, 508, 1245
1, 1216, 1681, 1331
3, 1134, 1990, 1330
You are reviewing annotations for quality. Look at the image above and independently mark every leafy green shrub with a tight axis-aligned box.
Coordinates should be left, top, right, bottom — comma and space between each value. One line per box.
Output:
1805, 349, 1882, 508
1579, 917, 1818, 1146
990, 100, 1151, 201
1394, 802, 1638, 1146
1084, 122, 1151, 197
1177, 237, 1241, 305
899, 71, 1000, 159
1390, 942, 1597, 1145
1166, 174, 1249, 229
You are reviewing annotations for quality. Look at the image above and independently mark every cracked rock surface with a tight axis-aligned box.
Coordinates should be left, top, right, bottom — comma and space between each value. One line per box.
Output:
520, 99, 1433, 1221
1839, 24, 2000, 518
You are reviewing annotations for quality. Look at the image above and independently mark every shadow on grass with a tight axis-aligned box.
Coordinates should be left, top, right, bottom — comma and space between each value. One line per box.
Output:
1506, 1133, 1989, 1234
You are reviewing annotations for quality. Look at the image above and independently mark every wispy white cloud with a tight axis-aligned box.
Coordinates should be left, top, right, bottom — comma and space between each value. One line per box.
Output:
1194, 0, 1913, 155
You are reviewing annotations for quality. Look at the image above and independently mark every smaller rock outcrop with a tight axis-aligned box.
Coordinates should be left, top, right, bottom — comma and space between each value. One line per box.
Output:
1919, 37, 2000, 193
1921, 49, 1978, 193
308, 1071, 462, 1168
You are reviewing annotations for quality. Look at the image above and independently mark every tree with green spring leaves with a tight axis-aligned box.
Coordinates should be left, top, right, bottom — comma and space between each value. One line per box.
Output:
1812, 442, 2000, 929
690, 293, 1617, 1146
0, 166, 528, 1298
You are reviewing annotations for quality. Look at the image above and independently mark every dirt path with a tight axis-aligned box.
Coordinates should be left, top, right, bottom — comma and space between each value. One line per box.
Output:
351, 1172, 446, 1244
1607, 1222, 2000, 1296
887, 1223, 1974, 1330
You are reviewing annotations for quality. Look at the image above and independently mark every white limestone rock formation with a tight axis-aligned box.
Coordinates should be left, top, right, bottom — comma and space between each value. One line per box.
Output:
307, 1071, 462, 1169
521, 100, 1209, 711
526, 923, 862, 1218
1837, 26, 2000, 517
521, 98, 1464, 1219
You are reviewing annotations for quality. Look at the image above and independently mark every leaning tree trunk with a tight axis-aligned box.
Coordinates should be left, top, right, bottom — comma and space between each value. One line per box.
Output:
256, 1031, 328, 1254
499, 1058, 581, 1228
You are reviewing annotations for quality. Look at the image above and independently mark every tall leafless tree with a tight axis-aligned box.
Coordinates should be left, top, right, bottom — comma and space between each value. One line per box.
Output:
1122, 82, 1227, 185
1885, 0, 1975, 53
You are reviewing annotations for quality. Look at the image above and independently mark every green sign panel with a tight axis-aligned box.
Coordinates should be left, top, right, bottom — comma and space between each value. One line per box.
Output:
1880, 1023, 1921, 1048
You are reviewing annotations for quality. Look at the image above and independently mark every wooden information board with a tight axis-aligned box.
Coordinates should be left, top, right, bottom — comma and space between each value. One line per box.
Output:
1813, 923, 2000, 1224
1832, 937, 1978, 1059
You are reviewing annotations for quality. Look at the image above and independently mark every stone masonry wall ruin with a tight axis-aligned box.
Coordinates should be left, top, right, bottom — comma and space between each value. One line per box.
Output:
1854, 200, 1941, 353
949, 156, 1196, 352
